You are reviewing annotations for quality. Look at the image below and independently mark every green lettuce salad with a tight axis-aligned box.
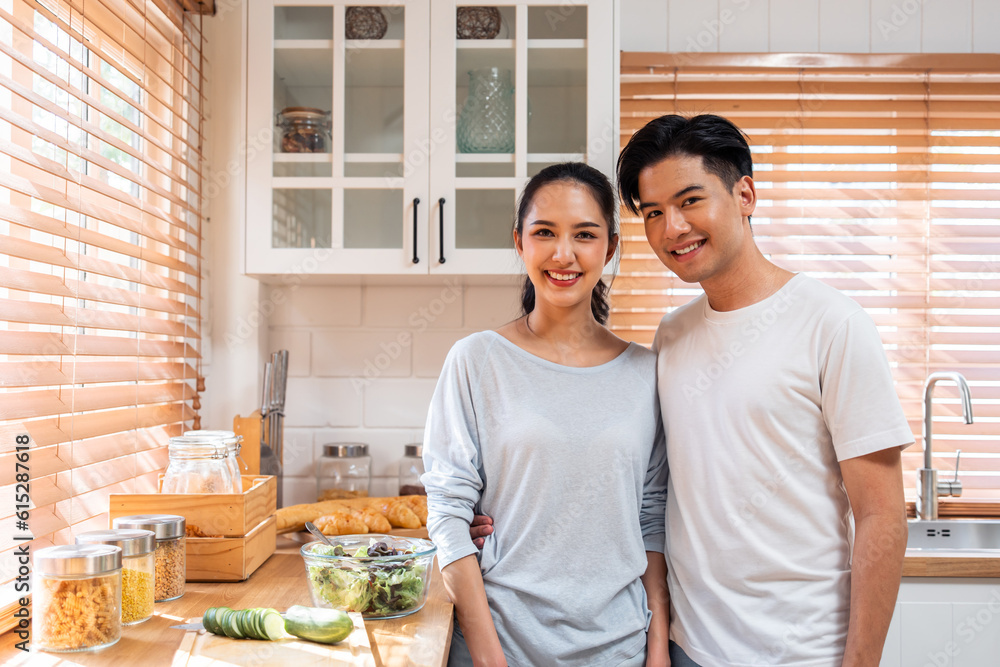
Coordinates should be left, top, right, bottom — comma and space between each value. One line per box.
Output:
307, 541, 427, 617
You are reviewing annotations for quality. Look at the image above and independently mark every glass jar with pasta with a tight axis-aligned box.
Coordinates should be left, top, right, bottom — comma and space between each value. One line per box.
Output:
112, 514, 186, 602
76, 529, 155, 625
185, 429, 245, 493
161, 434, 233, 494
33, 544, 122, 652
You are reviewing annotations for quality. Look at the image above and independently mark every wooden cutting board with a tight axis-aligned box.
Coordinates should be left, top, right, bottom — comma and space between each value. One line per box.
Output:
177, 612, 374, 666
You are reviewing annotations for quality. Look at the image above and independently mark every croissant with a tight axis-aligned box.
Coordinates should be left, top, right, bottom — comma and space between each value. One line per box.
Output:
357, 507, 392, 533
399, 495, 427, 525
372, 500, 421, 529
314, 510, 368, 536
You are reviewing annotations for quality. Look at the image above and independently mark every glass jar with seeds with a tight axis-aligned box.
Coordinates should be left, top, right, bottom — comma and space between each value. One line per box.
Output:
76, 529, 155, 625
113, 514, 186, 602
33, 544, 122, 652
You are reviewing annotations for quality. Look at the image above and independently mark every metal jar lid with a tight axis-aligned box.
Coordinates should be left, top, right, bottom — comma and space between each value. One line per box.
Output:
34, 544, 122, 576
76, 529, 155, 557
185, 429, 242, 453
112, 514, 186, 540
322, 443, 369, 458
404, 444, 422, 457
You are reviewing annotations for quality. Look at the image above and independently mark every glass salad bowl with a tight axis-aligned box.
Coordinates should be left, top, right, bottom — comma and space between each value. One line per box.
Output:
300, 534, 436, 619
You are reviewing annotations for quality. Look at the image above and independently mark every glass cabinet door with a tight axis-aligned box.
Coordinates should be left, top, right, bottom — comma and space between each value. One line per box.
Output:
247, 1, 430, 275
429, 1, 615, 274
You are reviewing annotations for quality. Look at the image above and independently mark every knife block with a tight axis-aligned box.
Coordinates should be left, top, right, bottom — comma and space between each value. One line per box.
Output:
233, 411, 262, 475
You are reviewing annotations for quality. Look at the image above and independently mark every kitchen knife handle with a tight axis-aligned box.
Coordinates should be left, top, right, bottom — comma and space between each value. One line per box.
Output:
260, 361, 272, 417
412, 198, 420, 264
438, 197, 446, 264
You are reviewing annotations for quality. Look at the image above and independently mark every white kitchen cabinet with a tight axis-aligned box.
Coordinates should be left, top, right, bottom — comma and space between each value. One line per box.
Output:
879, 578, 1000, 667
245, 1, 618, 277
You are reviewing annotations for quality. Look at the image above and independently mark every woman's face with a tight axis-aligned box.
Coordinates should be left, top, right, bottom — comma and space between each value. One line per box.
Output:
515, 181, 618, 314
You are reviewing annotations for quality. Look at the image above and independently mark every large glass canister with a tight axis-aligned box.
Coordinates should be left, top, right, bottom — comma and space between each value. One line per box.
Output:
457, 68, 515, 153
32, 544, 122, 652
76, 529, 155, 625
399, 443, 426, 496
112, 514, 186, 602
317, 443, 371, 501
185, 429, 245, 493
161, 434, 233, 494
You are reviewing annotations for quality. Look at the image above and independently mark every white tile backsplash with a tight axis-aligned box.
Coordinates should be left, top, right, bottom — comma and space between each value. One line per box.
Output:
464, 284, 521, 329
363, 284, 464, 328
270, 285, 362, 327
922, 0, 972, 52
363, 379, 439, 428
413, 330, 469, 378
870, 0, 922, 52
973, 0, 1000, 52
719, 0, 769, 52
819, 0, 871, 52
269, 329, 311, 376
312, 329, 412, 377
622, 0, 980, 53
669, 0, 721, 52
620, 0, 669, 51
284, 377, 363, 427
270, 283, 507, 493
770, 0, 821, 52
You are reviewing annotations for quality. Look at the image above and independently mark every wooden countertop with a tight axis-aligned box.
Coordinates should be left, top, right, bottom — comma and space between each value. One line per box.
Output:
903, 549, 1000, 577
0, 530, 453, 666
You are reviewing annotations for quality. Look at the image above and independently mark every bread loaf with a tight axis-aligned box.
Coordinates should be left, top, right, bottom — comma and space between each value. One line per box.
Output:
276, 495, 429, 534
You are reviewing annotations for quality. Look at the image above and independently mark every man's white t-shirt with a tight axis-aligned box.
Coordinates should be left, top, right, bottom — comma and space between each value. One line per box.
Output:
654, 273, 913, 667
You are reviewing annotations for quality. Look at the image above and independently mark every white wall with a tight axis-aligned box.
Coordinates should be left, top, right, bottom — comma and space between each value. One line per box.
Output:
620, 0, 1000, 53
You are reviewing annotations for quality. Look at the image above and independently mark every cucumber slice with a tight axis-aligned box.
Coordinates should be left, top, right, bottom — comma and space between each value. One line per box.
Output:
262, 611, 286, 641
202, 608, 217, 635
227, 610, 244, 639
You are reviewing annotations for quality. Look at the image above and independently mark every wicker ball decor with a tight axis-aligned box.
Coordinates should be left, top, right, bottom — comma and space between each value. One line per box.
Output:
456, 7, 502, 39
345, 7, 388, 40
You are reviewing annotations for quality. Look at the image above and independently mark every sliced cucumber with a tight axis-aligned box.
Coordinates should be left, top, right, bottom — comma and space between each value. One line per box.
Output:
262, 611, 286, 640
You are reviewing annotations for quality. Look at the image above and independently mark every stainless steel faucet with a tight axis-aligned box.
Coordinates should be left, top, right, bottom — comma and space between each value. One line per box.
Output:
916, 372, 974, 520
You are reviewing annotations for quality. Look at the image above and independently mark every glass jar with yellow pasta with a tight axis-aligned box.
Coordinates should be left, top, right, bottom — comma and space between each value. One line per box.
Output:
76, 529, 155, 625
112, 514, 186, 602
33, 544, 122, 652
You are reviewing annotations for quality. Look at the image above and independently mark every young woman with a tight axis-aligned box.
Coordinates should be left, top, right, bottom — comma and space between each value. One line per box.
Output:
422, 163, 669, 667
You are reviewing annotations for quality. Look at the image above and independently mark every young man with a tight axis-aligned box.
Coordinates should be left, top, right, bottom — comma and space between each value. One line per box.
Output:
615, 114, 912, 667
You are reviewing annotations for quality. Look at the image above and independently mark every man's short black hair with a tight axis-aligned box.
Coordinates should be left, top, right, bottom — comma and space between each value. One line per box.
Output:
617, 114, 754, 215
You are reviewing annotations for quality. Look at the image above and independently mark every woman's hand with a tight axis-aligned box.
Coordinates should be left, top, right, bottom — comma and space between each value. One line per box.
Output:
470, 514, 494, 549
645, 620, 670, 667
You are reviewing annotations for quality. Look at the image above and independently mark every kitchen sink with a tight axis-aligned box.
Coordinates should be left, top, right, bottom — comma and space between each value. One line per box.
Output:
906, 519, 1000, 552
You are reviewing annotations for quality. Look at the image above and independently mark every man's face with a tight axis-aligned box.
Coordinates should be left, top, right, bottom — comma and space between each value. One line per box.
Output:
636, 154, 756, 286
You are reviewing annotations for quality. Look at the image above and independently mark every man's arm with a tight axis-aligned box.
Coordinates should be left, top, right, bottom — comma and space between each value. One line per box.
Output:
641, 551, 670, 667
440, 554, 507, 667
839, 446, 907, 667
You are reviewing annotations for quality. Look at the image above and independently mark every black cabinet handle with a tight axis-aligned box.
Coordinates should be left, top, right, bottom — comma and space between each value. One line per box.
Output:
438, 197, 446, 264
412, 197, 420, 264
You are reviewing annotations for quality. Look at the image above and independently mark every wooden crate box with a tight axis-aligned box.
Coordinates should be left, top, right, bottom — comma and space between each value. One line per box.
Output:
109, 475, 276, 538
108, 475, 278, 582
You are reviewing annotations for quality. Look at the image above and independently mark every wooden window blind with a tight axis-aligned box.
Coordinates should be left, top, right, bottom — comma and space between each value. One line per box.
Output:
614, 53, 1000, 502
0, 0, 204, 628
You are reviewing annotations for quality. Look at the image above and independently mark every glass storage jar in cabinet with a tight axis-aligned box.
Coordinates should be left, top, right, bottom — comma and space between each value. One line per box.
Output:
399, 443, 426, 496
76, 529, 155, 625
185, 429, 245, 493
317, 443, 371, 501
161, 434, 233, 494
32, 544, 122, 652
112, 514, 186, 602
